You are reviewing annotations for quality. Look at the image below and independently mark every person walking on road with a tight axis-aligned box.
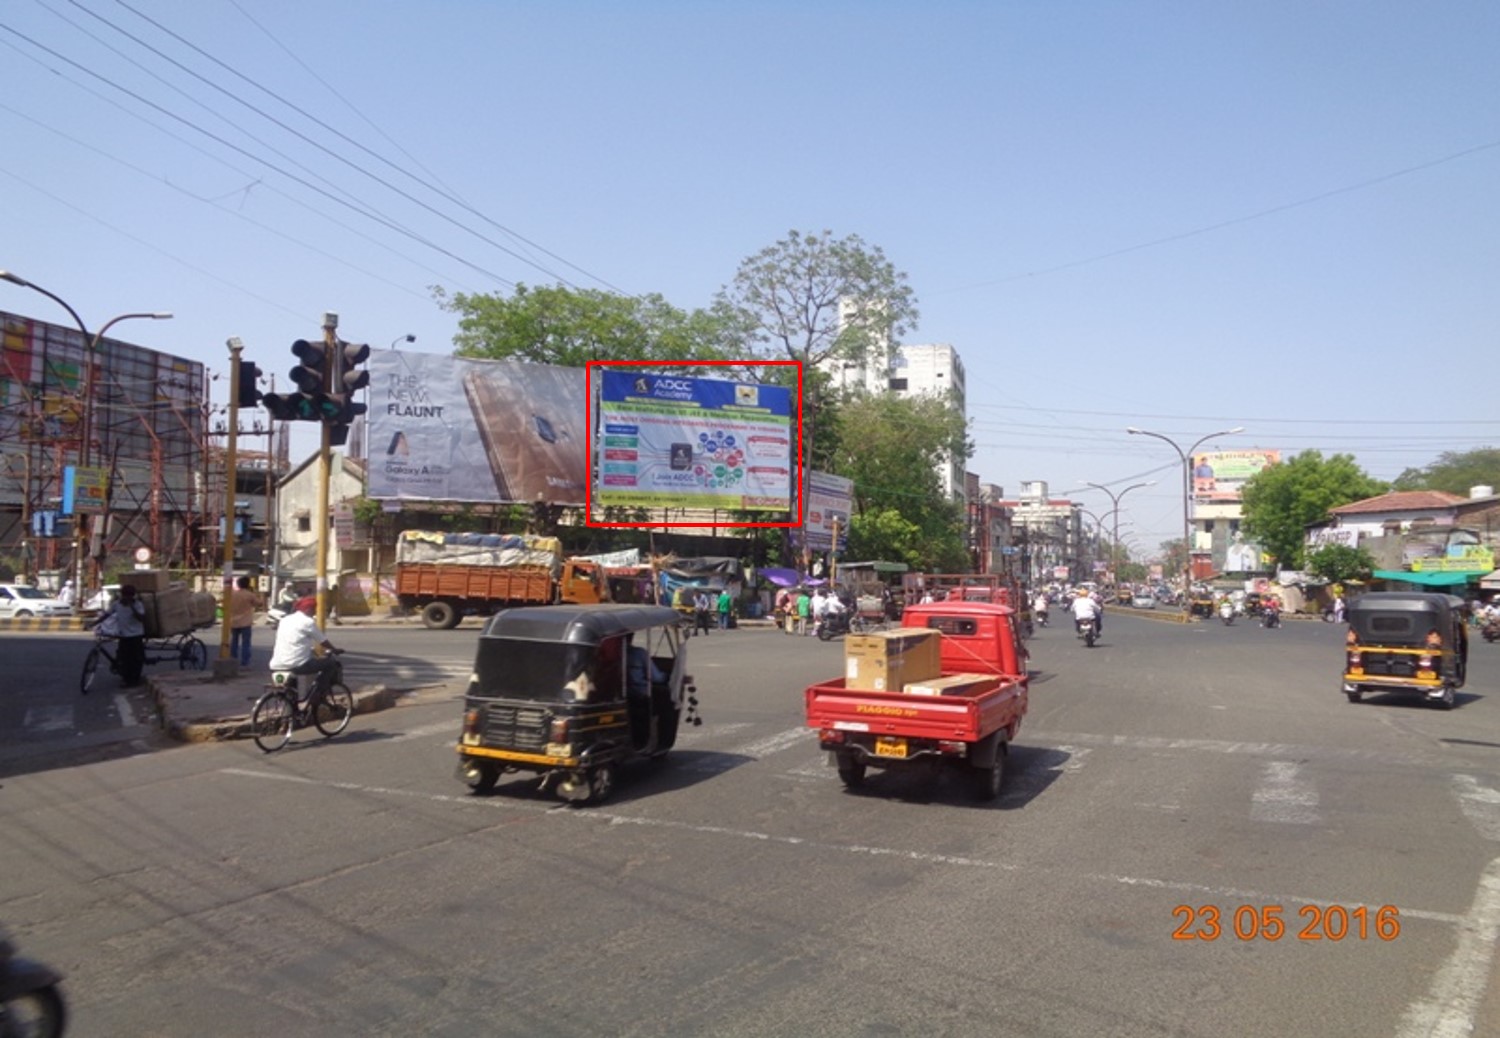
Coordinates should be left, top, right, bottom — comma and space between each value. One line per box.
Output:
716, 587, 733, 630
107, 584, 148, 688
796, 589, 812, 636
693, 589, 713, 637
229, 575, 263, 667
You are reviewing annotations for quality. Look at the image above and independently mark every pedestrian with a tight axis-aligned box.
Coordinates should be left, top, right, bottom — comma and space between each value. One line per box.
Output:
716, 587, 733, 630
796, 589, 811, 636
58, 578, 76, 609
1332, 594, 1346, 624
107, 584, 148, 688
694, 589, 713, 637
229, 575, 263, 667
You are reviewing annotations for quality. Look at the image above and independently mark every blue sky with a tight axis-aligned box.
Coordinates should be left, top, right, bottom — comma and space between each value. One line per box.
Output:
3, 1, 1497, 553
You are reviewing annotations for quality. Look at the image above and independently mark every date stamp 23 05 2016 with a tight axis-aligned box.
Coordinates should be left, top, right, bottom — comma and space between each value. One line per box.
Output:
1172, 904, 1401, 942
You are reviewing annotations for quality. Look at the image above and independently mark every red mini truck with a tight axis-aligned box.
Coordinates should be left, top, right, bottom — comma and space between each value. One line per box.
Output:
805, 601, 1029, 800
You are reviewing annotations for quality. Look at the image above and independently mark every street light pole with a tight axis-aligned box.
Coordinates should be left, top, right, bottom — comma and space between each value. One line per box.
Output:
1126, 426, 1243, 614
1081, 480, 1157, 585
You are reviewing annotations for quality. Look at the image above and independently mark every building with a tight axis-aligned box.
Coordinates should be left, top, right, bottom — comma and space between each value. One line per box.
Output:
988, 481, 1087, 587
0, 309, 207, 588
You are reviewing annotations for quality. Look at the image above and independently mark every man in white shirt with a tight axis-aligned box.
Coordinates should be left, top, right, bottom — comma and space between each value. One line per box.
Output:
1072, 591, 1103, 636
269, 596, 341, 695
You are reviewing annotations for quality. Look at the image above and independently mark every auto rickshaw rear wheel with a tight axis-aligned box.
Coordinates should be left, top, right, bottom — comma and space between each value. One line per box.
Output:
464, 760, 500, 794
587, 764, 616, 804
1435, 685, 1456, 710
1345, 689, 1362, 703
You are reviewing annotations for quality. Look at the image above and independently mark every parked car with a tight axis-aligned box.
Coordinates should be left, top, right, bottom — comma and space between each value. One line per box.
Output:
81, 584, 122, 614
0, 584, 73, 619
1131, 593, 1157, 610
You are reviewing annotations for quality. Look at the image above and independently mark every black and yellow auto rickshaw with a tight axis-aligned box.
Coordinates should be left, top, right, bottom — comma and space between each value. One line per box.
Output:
1342, 592, 1468, 709
457, 604, 699, 804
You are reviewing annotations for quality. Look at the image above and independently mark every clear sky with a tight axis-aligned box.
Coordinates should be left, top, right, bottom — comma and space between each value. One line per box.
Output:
3, 1, 1497, 554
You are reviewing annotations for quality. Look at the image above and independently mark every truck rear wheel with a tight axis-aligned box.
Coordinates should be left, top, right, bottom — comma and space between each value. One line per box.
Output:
970, 746, 1006, 802
836, 752, 866, 789
422, 600, 459, 630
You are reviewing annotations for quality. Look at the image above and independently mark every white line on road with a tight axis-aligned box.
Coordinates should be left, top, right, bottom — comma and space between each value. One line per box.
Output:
113, 693, 133, 726
218, 766, 1466, 927
23, 704, 72, 733
1250, 760, 1321, 825
1396, 855, 1500, 1038
389, 721, 461, 742
1453, 775, 1500, 842
732, 727, 809, 759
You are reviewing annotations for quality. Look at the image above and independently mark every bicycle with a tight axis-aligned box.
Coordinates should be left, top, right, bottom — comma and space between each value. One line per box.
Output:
249, 653, 354, 752
80, 630, 209, 694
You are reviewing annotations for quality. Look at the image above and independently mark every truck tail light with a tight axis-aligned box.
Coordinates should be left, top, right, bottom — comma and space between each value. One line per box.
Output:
936, 740, 967, 755
549, 716, 571, 743
819, 728, 845, 746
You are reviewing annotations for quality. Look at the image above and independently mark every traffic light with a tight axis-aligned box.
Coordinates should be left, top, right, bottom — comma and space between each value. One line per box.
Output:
262, 338, 338, 422
236, 360, 263, 408
328, 340, 370, 447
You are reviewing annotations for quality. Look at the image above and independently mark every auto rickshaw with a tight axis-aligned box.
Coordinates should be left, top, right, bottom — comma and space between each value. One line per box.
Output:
457, 604, 699, 804
1342, 592, 1468, 709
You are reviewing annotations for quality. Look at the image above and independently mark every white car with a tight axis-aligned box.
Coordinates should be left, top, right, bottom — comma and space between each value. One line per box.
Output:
82, 584, 122, 614
0, 584, 74, 619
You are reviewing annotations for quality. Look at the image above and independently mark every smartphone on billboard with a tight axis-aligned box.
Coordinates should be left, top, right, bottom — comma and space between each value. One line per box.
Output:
463, 368, 587, 504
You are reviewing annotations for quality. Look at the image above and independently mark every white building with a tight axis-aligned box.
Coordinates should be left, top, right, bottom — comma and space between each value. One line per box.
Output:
819, 336, 968, 502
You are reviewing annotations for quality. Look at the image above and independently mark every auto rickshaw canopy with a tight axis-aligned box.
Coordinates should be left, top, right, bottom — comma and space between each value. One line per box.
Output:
481, 603, 684, 646
1346, 592, 1466, 647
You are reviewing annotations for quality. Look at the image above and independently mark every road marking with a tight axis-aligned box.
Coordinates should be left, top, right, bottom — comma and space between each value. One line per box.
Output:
1453, 775, 1500, 842
1030, 729, 1425, 765
1250, 760, 1321, 824
1053, 745, 1092, 773
1397, 855, 1500, 1038
23, 704, 72, 733
732, 727, 808, 759
390, 721, 460, 743
113, 693, 133, 726
218, 766, 1466, 927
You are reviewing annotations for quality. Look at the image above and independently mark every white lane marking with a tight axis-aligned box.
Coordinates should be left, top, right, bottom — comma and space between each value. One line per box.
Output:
732, 727, 809, 759
217, 766, 1465, 925
390, 721, 461, 743
24, 704, 73, 733
1453, 775, 1500, 842
1396, 855, 1500, 1038
1030, 729, 1415, 764
1053, 745, 1092, 773
1250, 760, 1321, 824
113, 693, 133, 725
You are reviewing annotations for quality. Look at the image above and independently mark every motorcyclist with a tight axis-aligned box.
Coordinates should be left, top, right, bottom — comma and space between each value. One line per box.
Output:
1071, 590, 1102, 636
1261, 596, 1281, 628
1033, 591, 1049, 626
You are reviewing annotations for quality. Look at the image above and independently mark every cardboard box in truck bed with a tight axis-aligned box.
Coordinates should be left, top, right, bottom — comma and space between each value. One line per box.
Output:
844, 627, 941, 692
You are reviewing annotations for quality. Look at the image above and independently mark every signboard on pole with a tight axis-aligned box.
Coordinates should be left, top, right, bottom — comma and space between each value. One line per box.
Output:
61, 465, 108, 514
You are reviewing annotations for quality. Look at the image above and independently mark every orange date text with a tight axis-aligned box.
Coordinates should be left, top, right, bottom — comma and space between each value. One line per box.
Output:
1171, 904, 1400, 942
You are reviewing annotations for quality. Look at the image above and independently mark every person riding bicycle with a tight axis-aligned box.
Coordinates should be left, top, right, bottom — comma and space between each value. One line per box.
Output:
268, 596, 342, 698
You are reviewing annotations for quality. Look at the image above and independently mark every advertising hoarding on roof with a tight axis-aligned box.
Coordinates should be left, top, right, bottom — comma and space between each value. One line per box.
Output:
1191, 449, 1280, 503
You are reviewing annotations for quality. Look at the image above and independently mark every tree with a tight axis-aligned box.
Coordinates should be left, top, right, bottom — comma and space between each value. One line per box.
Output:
1305, 544, 1376, 584
1240, 451, 1387, 570
1158, 539, 1187, 579
1392, 448, 1500, 496
716, 230, 919, 519
824, 393, 970, 572
435, 283, 739, 366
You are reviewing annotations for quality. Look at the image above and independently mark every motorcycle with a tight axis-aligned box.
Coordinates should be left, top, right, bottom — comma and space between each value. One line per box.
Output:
1219, 602, 1235, 626
1261, 607, 1281, 629
815, 610, 864, 641
1484, 619, 1500, 644
1076, 616, 1097, 648
0, 928, 66, 1038
1034, 603, 1049, 628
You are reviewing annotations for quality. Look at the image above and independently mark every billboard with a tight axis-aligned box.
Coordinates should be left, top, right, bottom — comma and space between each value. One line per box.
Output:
802, 471, 853, 552
1191, 449, 1280, 503
366, 350, 588, 505
594, 370, 792, 511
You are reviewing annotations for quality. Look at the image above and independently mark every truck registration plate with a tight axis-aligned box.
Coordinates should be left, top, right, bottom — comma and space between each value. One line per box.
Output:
874, 736, 907, 759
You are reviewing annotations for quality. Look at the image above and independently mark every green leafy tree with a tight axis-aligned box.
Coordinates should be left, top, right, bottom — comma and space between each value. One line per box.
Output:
825, 394, 970, 571
1240, 451, 1386, 569
1392, 448, 1500, 495
1305, 544, 1376, 583
436, 283, 738, 365
717, 230, 918, 497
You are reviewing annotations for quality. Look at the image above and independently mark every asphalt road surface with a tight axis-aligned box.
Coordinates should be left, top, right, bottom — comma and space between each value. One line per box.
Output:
5, 612, 1500, 1037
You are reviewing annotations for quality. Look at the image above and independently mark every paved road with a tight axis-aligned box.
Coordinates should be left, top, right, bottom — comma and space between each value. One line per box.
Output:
5, 614, 1500, 1036
0, 625, 481, 776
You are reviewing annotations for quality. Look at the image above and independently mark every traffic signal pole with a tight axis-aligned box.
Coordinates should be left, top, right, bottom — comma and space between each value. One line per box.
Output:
315, 314, 337, 630
214, 338, 244, 676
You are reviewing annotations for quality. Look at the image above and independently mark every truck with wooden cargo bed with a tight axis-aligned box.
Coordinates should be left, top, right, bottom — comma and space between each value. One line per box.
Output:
804, 600, 1029, 800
